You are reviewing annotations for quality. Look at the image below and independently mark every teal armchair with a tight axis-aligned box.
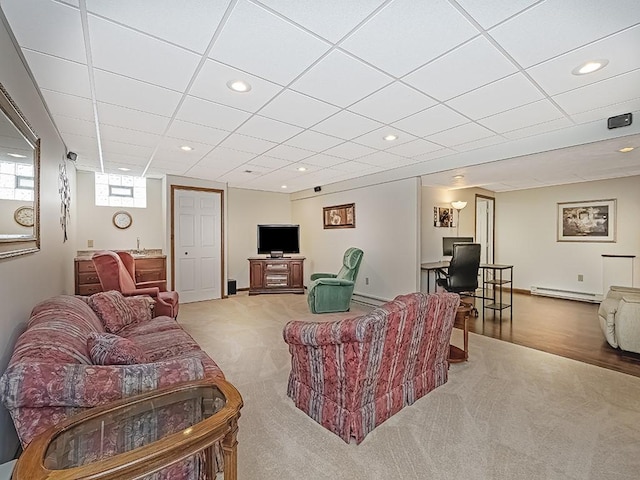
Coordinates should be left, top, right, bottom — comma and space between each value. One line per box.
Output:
307, 247, 364, 314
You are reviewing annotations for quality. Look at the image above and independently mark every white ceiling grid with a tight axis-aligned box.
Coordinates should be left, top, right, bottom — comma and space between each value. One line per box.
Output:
0, 0, 638, 193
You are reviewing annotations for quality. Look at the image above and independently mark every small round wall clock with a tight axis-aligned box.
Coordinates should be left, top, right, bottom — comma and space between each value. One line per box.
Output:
14, 206, 34, 227
112, 211, 133, 229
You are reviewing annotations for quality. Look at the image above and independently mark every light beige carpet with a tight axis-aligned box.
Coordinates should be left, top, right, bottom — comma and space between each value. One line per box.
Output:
179, 293, 640, 480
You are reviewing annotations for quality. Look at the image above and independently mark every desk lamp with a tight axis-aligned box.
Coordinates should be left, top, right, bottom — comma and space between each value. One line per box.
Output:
451, 201, 467, 236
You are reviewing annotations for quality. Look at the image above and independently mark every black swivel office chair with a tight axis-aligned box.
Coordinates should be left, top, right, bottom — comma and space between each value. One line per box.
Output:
436, 243, 481, 316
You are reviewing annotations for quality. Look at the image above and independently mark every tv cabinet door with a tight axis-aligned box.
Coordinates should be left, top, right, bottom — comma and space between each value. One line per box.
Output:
249, 260, 264, 291
290, 260, 303, 288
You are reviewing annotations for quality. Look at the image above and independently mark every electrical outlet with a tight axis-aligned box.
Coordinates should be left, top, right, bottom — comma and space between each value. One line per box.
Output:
577, 274, 584, 282
87, 239, 94, 248
365, 277, 369, 285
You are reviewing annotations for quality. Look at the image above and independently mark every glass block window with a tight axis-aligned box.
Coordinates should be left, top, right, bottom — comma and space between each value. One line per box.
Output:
95, 173, 146, 207
0, 161, 34, 201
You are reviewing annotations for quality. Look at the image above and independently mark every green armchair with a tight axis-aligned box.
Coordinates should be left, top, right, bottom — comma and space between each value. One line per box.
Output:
307, 247, 364, 314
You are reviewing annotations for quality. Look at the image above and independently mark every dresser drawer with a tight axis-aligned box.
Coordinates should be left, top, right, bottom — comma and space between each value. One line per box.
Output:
78, 272, 100, 285
76, 260, 96, 273
78, 284, 102, 295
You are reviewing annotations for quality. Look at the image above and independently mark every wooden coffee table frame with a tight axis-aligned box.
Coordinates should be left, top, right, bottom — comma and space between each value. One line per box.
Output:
13, 379, 243, 480
449, 305, 471, 363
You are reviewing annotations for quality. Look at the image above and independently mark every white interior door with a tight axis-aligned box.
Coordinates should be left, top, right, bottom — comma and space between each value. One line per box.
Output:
475, 196, 495, 265
174, 188, 222, 303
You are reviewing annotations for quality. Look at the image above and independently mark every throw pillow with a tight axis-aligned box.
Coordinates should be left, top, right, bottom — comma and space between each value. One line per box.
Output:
87, 332, 148, 365
88, 291, 154, 334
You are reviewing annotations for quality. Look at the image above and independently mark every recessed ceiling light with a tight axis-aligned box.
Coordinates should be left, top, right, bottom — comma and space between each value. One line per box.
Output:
383, 134, 398, 141
572, 59, 609, 75
180, 145, 193, 151
227, 80, 252, 93
297, 166, 307, 172
453, 175, 464, 180
118, 167, 131, 171
619, 147, 635, 153
7, 153, 27, 158
281, 185, 287, 189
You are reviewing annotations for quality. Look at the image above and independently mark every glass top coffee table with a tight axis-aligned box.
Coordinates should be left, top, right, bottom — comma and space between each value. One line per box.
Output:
13, 379, 243, 480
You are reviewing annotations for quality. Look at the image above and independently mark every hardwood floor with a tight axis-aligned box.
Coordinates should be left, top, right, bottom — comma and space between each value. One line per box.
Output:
465, 291, 640, 378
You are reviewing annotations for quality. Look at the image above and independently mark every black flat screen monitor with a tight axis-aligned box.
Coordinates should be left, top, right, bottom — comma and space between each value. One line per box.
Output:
442, 236, 474, 256
257, 224, 300, 255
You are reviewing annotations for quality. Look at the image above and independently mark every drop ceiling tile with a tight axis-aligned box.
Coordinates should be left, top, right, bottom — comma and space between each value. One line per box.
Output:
323, 142, 377, 160
490, 0, 640, 68
304, 154, 345, 167
502, 117, 573, 140
285, 131, 344, 151
348, 82, 436, 123
101, 140, 154, 158
264, 145, 315, 162
40, 90, 94, 121
99, 124, 162, 147
291, 50, 392, 108
526, 26, 640, 96
426, 122, 495, 147
61, 133, 99, 157
199, 147, 256, 167
208, 0, 330, 85
97, 103, 171, 134
259, 90, 340, 128
53, 115, 96, 138
353, 127, 416, 150
164, 120, 230, 146
455, 0, 538, 29
554, 69, 640, 115
190, 60, 283, 113
478, 100, 565, 133
94, 70, 182, 117
236, 116, 303, 143
358, 150, 410, 168
177, 96, 251, 131
86, 0, 228, 53
332, 160, 385, 173
246, 156, 291, 169
570, 97, 640, 125
60, 1, 80, 7
386, 139, 442, 158
452, 135, 507, 152
88, 15, 200, 91
218, 133, 276, 154
23, 51, 91, 98
101, 150, 149, 166
392, 104, 468, 137
341, 0, 477, 77
2, 0, 86, 63
447, 73, 544, 120
414, 148, 456, 163
404, 37, 518, 101
312, 110, 383, 140
259, 0, 385, 42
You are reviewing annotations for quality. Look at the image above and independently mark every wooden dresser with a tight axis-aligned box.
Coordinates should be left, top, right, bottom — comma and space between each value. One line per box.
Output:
74, 254, 167, 295
248, 257, 304, 295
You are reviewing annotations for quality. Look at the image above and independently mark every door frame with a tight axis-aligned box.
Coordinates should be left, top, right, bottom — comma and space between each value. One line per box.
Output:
170, 185, 225, 298
474, 194, 495, 265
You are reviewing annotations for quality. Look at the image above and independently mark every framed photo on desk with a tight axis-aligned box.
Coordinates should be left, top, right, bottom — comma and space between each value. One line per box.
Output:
557, 199, 616, 242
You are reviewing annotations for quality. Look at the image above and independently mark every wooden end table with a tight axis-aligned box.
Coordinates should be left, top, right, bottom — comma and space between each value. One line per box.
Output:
449, 305, 471, 363
13, 379, 243, 480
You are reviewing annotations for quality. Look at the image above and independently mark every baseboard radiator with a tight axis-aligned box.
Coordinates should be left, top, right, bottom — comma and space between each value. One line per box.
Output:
530, 286, 602, 303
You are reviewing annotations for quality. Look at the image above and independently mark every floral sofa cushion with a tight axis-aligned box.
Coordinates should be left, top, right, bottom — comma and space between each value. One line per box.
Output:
88, 291, 154, 334
87, 332, 149, 365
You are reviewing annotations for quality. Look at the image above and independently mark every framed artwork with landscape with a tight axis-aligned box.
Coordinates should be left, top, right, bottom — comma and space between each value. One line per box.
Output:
557, 199, 616, 242
323, 203, 355, 229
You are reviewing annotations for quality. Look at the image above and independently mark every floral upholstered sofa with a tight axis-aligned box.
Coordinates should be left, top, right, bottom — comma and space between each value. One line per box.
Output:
0, 293, 224, 478
283, 291, 459, 444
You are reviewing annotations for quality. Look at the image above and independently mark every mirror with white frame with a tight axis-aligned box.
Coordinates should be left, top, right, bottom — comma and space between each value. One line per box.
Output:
0, 82, 40, 259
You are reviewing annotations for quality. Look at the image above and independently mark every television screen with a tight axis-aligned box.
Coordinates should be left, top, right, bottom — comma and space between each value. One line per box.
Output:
442, 236, 473, 256
257, 224, 300, 255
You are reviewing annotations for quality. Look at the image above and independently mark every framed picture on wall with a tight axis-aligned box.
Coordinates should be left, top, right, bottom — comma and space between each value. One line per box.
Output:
433, 207, 454, 227
323, 203, 355, 229
557, 199, 616, 242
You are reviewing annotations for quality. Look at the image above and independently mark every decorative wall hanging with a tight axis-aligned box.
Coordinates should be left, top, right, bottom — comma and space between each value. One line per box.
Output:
433, 207, 454, 227
59, 160, 71, 242
323, 203, 355, 229
557, 199, 616, 242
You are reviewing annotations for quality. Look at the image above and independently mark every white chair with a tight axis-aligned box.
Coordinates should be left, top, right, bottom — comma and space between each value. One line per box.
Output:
598, 286, 640, 354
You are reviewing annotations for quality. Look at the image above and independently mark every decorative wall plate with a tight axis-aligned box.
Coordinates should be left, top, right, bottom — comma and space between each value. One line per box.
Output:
14, 206, 34, 227
112, 211, 132, 229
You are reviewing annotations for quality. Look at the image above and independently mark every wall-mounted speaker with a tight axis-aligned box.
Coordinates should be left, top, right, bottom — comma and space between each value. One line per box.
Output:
314, 186, 322, 192
607, 113, 632, 129
66, 151, 77, 161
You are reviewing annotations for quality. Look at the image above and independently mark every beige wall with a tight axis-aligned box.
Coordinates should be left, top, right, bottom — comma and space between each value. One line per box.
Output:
75, 172, 164, 251
227, 188, 292, 289
292, 177, 421, 302
0, 14, 76, 461
496, 175, 640, 294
